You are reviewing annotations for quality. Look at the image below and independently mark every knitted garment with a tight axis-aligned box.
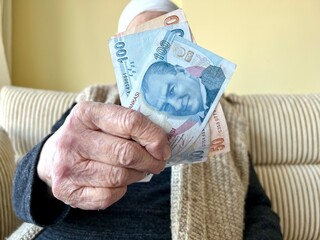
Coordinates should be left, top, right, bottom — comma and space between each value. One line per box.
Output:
76, 84, 250, 240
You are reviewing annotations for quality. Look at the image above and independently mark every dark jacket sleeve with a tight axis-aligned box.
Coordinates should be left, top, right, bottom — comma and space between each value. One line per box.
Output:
244, 157, 283, 240
12, 103, 76, 226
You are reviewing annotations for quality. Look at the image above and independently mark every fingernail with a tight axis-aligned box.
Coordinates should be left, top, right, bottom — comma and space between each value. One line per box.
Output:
163, 145, 171, 161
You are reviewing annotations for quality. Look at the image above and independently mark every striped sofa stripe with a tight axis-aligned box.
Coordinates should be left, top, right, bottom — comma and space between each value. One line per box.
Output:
255, 165, 320, 240
1, 87, 319, 239
0, 127, 20, 239
227, 94, 320, 165
227, 94, 320, 240
0, 86, 77, 161
0, 86, 77, 239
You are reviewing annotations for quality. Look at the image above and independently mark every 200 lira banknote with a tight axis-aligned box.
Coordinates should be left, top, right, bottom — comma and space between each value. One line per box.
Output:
115, 9, 191, 39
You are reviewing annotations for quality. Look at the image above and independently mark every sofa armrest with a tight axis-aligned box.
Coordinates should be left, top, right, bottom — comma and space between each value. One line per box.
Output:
0, 126, 20, 239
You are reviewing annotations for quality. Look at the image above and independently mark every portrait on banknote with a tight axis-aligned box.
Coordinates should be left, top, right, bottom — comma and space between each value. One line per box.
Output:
141, 61, 226, 123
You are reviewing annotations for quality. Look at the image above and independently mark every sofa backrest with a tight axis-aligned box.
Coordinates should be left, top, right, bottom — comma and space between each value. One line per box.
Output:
0, 86, 77, 161
227, 94, 320, 240
1, 85, 319, 240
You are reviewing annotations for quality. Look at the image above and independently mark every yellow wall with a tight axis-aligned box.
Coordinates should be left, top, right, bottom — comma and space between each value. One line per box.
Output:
184, 0, 320, 94
12, 0, 320, 94
12, 0, 129, 92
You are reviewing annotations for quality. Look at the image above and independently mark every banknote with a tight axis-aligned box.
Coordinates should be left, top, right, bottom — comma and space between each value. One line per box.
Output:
167, 103, 230, 166
110, 29, 236, 164
108, 9, 234, 169
117, 9, 230, 160
109, 22, 192, 103
115, 9, 190, 38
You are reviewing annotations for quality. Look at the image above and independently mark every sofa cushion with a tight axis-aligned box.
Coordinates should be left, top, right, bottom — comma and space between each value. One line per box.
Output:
226, 94, 320, 240
0, 126, 20, 239
0, 86, 77, 161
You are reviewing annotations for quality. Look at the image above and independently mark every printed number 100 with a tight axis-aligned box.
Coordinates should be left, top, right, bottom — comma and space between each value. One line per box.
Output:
114, 41, 128, 63
154, 40, 170, 61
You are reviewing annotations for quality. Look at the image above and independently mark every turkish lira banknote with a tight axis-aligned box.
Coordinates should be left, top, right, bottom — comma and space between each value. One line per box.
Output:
110, 28, 236, 159
111, 21, 192, 102
115, 9, 191, 39
115, 9, 230, 160
109, 9, 235, 167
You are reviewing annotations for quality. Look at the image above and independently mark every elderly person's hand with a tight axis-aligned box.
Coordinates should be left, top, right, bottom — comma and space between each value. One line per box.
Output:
37, 102, 171, 210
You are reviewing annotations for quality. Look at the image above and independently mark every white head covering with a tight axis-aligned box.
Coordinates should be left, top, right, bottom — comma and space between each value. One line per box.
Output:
118, 0, 179, 33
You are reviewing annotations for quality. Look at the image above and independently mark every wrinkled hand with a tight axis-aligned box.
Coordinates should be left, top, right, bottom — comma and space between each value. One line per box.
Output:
37, 102, 171, 210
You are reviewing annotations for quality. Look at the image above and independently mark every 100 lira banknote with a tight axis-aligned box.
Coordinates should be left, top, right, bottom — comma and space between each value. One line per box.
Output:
110, 28, 235, 165
110, 21, 192, 103
113, 10, 230, 164
110, 9, 235, 166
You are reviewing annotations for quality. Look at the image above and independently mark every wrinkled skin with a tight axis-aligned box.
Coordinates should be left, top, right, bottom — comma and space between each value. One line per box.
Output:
37, 102, 171, 210
37, 11, 170, 211
31, 10, 285, 240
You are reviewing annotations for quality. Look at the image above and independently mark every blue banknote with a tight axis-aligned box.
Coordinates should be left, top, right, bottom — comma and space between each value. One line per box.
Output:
110, 28, 236, 162
109, 22, 192, 103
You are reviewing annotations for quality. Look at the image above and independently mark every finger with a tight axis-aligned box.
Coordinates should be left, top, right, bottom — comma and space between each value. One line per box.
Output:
66, 129, 166, 174
77, 186, 126, 210
53, 184, 127, 210
72, 102, 171, 161
68, 160, 147, 187
53, 124, 166, 174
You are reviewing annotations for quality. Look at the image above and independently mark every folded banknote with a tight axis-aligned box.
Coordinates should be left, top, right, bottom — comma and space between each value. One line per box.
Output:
109, 23, 236, 166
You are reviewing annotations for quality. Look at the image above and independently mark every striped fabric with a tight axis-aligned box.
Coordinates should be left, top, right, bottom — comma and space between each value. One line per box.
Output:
227, 94, 320, 240
0, 86, 77, 161
0, 126, 20, 239
1, 87, 319, 239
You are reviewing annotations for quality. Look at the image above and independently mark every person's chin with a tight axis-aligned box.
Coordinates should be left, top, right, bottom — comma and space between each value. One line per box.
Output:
189, 106, 200, 116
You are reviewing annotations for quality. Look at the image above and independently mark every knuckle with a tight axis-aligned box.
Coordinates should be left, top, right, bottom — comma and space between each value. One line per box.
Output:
66, 101, 97, 130
152, 161, 166, 175
55, 133, 76, 151
51, 178, 73, 203
72, 101, 90, 117
121, 109, 145, 132
109, 167, 129, 186
112, 141, 138, 167
55, 120, 81, 152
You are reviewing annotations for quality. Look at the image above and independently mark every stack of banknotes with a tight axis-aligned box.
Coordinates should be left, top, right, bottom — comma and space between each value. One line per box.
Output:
109, 9, 236, 169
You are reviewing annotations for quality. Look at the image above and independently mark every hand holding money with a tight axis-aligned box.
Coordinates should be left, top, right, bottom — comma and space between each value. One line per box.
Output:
109, 9, 236, 168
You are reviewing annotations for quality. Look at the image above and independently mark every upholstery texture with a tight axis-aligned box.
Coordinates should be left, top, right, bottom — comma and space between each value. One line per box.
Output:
0, 126, 20, 239
0, 86, 77, 161
0, 86, 76, 239
1, 86, 319, 240
226, 94, 320, 240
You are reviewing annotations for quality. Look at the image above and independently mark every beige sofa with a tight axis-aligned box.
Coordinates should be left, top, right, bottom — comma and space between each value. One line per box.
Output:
1, 85, 319, 240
